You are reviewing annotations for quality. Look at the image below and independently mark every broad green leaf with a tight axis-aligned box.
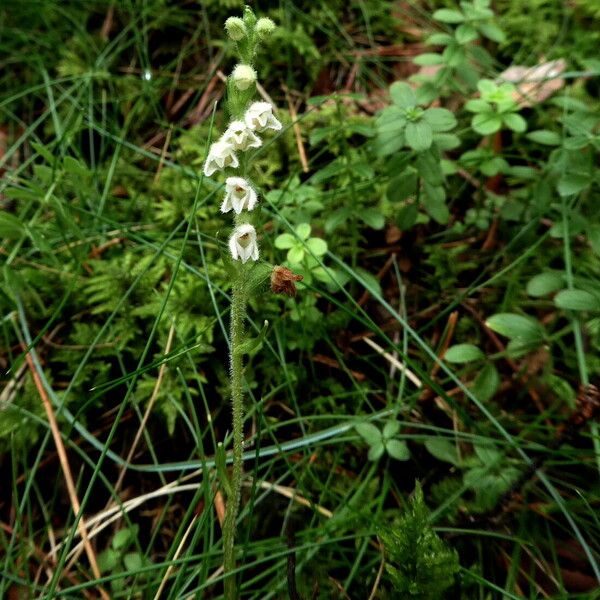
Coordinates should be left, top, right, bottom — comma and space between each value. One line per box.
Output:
296, 223, 311, 239
405, 121, 433, 152
275, 233, 296, 249
359, 208, 385, 230
416, 150, 444, 185
424, 108, 457, 132
368, 442, 385, 461
356, 422, 381, 445
464, 99, 490, 113
287, 245, 305, 264
123, 553, 143, 571
502, 112, 527, 133
455, 23, 479, 44
306, 237, 327, 256
444, 343, 485, 363
425, 438, 461, 466
557, 173, 591, 196
554, 289, 600, 311
474, 443, 502, 465
478, 22, 506, 43
526, 272, 564, 297
434, 133, 462, 150
426, 33, 455, 45
387, 169, 418, 202
423, 189, 449, 224
413, 53, 444, 66
472, 113, 502, 135
390, 82, 417, 109
397, 203, 419, 230
485, 313, 544, 342
433, 8, 465, 23
383, 420, 400, 439
526, 130, 561, 146
470, 363, 500, 402
386, 440, 410, 461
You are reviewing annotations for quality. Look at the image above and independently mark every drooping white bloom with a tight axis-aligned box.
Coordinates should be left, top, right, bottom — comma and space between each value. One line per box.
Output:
203, 141, 239, 177
244, 102, 282, 132
231, 64, 257, 91
221, 120, 262, 152
221, 177, 258, 214
229, 223, 259, 263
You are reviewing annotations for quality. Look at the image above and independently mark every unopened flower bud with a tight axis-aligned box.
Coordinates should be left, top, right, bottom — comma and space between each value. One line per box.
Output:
255, 17, 276, 40
225, 17, 247, 41
271, 266, 303, 297
231, 64, 257, 91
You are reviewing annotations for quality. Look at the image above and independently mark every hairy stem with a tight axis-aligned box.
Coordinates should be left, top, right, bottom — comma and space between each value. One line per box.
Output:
223, 276, 247, 599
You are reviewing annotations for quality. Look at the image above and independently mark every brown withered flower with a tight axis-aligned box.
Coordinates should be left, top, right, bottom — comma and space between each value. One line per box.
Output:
270, 266, 303, 297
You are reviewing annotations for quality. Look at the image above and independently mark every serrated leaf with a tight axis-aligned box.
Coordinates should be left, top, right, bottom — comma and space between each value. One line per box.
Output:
444, 343, 484, 363
413, 53, 444, 66
554, 289, 600, 311
526, 272, 564, 297
478, 22, 506, 43
455, 23, 479, 44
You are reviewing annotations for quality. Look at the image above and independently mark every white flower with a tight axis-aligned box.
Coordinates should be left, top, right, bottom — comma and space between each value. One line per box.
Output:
255, 17, 276, 39
229, 223, 259, 263
244, 102, 282, 132
221, 120, 262, 152
231, 64, 257, 91
203, 141, 239, 177
221, 177, 258, 214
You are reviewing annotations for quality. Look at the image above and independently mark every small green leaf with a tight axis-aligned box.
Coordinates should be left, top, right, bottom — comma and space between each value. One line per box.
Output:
478, 22, 506, 43
455, 23, 479, 44
413, 53, 444, 66
526, 130, 561, 146
359, 208, 385, 229
502, 113, 527, 133
287, 245, 305, 264
474, 443, 502, 465
405, 121, 433, 152
387, 169, 418, 202
424, 108, 457, 132
397, 203, 419, 230
368, 442, 385, 461
425, 438, 461, 466
472, 113, 502, 135
422, 187, 449, 224
486, 313, 544, 342
386, 440, 410, 461
464, 99, 491, 113
123, 553, 143, 572
295, 223, 311, 239
113, 527, 136, 550
383, 420, 400, 439
557, 174, 591, 197
275, 233, 296, 249
306, 237, 327, 256
526, 272, 564, 297
470, 363, 500, 402
554, 289, 600, 311
356, 422, 381, 445
390, 82, 417, 109
433, 8, 465, 23
444, 343, 484, 363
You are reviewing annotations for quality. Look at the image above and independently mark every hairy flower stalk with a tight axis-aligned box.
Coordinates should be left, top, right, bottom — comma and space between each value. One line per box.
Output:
203, 8, 280, 598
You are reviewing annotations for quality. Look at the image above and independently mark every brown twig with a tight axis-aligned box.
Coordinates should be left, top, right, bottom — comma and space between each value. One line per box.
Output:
283, 85, 309, 173
22, 347, 109, 600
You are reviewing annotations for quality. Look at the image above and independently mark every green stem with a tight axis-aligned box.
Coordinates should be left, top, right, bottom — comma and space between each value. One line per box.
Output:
223, 275, 247, 599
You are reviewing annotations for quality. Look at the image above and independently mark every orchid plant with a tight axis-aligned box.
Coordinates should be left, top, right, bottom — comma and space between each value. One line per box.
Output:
201, 8, 295, 598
